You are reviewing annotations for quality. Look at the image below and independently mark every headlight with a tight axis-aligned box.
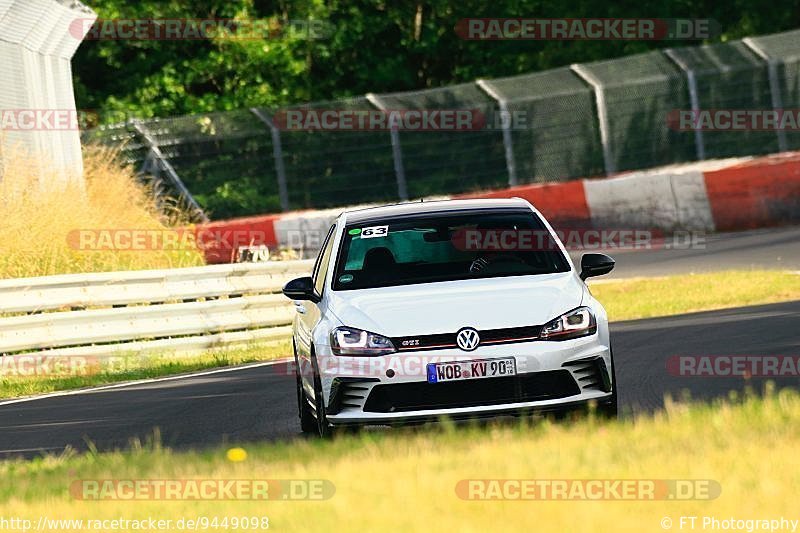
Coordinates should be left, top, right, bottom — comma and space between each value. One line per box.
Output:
540, 307, 597, 341
330, 326, 396, 356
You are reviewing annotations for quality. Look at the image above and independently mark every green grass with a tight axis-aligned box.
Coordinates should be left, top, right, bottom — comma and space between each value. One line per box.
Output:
0, 341, 290, 400
1, 388, 798, 531
590, 270, 800, 321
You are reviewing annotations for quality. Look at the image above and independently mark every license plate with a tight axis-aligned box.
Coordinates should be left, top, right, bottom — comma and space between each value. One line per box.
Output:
427, 357, 517, 383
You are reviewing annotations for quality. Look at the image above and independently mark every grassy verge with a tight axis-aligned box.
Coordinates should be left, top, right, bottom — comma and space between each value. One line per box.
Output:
1, 389, 798, 531
590, 269, 800, 321
0, 340, 290, 400
0, 146, 204, 279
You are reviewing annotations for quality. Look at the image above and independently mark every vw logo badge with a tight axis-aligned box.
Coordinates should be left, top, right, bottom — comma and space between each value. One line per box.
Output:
456, 327, 480, 351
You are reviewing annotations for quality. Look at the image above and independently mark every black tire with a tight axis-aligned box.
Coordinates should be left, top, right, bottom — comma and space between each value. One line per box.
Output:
598, 395, 618, 419
297, 374, 317, 434
312, 371, 333, 438
310, 350, 333, 438
294, 349, 316, 434
597, 353, 619, 419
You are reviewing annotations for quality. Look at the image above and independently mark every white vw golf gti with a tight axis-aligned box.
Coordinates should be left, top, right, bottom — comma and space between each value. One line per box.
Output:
283, 198, 617, 437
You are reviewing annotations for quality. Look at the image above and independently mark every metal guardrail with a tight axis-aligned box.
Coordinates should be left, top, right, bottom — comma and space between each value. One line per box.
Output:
0, 260, 314, 357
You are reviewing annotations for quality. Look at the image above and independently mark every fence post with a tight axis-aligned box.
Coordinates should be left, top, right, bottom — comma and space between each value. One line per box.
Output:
742, 37, 788, 153
366, 93, 409, 201
476, 79, 519, 186
663, 49, 706, 161
251, 108, 291, 212
570, 64, 616, 176
129, 121, 209, 223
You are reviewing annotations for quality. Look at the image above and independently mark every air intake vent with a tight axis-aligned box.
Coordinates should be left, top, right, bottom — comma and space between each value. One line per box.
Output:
328, 377, 380, 414
562, 357, 611, 392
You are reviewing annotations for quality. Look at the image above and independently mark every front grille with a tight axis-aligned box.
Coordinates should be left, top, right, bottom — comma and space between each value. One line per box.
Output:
562, 357, 611, 392
363, 370, 580, 413
328, 378, 379, 414
393, 324, 543, 352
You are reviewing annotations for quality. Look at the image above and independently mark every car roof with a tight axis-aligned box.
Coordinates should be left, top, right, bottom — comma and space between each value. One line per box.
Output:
342, 198, 533, 224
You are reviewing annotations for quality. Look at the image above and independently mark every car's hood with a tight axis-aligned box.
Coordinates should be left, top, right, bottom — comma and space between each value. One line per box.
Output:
326, 273, 585, 337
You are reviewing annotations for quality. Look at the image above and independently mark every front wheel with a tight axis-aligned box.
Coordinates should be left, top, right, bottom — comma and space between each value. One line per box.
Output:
312, 371, 333, 438
597, 353, 619, 419
309, 351, 333, 438
597, 394, 618, 418
297, 375, 316, 434
294, 351, 316, 434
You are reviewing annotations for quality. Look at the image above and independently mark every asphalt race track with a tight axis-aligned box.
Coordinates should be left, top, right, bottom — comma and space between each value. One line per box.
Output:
0, 300, 797, 459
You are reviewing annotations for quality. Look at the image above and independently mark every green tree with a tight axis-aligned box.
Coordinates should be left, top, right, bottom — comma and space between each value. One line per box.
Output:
74, 0, 800, 120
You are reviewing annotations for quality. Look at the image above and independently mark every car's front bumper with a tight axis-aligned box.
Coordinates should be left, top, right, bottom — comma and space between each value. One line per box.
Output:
318, 334, 613, 425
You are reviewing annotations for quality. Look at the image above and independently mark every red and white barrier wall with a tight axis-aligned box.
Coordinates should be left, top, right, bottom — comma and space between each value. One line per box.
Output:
702, 152, 800, 231
195, 151, 800, 263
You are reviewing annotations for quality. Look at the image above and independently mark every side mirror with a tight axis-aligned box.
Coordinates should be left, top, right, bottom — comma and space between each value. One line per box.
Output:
580, 253, 615, 281
282, 276, 319, 302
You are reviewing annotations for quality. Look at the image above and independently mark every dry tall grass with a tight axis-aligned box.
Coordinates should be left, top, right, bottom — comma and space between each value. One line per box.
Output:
0, 146, 204, 279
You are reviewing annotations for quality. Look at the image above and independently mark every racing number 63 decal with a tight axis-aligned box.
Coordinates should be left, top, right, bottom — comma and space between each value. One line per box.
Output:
360, 225, 389, 238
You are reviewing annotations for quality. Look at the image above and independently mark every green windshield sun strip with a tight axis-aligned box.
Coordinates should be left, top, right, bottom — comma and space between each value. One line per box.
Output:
331, 210, 570, 291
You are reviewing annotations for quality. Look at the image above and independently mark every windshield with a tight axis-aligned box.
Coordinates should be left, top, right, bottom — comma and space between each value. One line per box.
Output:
332, 209, 570, 290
